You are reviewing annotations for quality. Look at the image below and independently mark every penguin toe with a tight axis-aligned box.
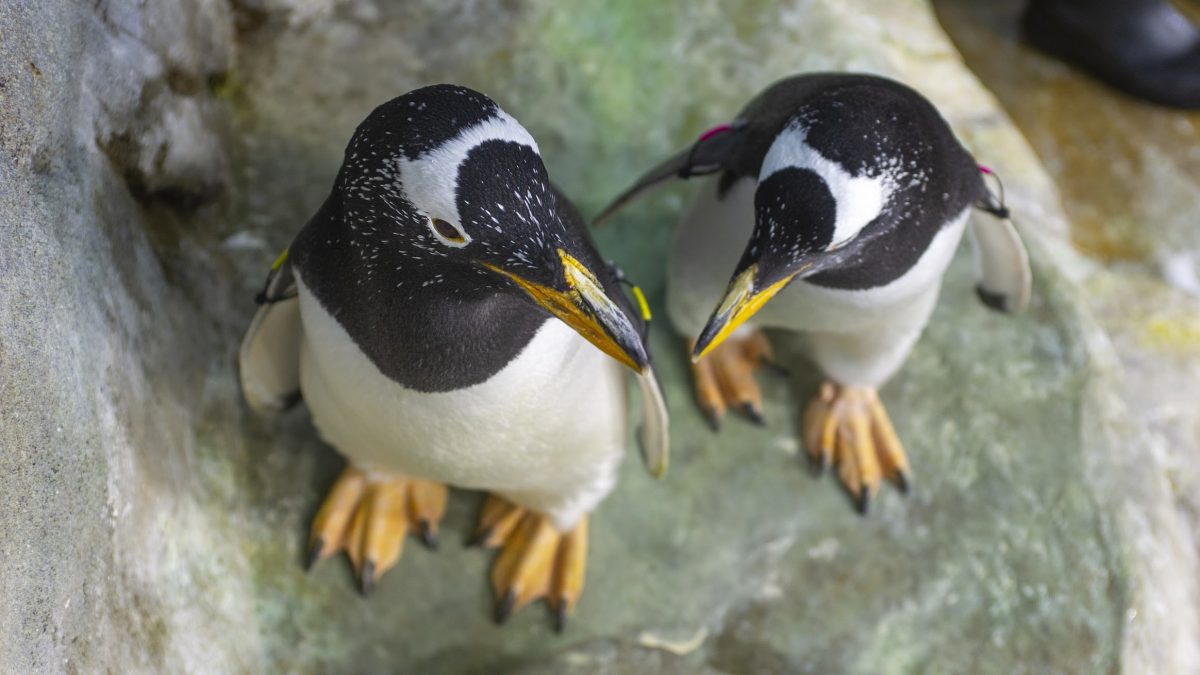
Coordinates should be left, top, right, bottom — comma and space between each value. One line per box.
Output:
407, 479, 448, 546
802, 382, 836, 471
472, 493, 525, 548
306, 467, 368, 569
349, 479, 408, 586
868, 394, 911, 491
688, 344, 728, 431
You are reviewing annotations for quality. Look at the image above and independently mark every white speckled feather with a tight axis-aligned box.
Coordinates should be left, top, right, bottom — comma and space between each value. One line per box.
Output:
759, 124, 890, 247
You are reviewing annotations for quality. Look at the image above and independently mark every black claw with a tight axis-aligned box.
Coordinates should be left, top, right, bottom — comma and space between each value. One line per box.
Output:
495, 589, 516, 624
856, 486, 870, 515
818, 453, 831, 475
552, 601, 568, 633
895, 470, 910, 495
305, 537, 325, 571
741, 402, 766, 426
762, 359, 790, 377
804, 452, 825, 476
466, 527, 490, 548
703, 407, 722, 433
418, 519, 438, 549
360, 560, 376, 595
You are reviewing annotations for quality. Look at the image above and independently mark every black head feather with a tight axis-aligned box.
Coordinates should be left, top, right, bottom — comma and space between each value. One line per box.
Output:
288, 85, 640, 391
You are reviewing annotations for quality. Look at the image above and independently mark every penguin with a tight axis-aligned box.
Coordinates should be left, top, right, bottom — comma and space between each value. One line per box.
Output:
238, 84, 669, 630
595, 73, 1029, 512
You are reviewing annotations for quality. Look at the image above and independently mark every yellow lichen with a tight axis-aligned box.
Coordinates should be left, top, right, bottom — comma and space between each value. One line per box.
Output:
1141, 316, 1200, 351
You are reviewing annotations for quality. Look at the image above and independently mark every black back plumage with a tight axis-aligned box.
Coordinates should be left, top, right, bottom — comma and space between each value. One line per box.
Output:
289, 85, 639, 393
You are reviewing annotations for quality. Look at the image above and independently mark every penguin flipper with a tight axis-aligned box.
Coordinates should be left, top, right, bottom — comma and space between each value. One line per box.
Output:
636, 366, 670, 479
239, 251, 303, 413
968, 214, 1032, 314
593, 123, 743, 226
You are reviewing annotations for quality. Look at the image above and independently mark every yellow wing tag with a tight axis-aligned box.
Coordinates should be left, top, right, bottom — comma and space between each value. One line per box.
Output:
631, 285, 652, 322
270, 248, 290, 271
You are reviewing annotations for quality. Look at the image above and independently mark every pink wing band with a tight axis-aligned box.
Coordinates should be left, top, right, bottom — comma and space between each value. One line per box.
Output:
698, 124, 734, 142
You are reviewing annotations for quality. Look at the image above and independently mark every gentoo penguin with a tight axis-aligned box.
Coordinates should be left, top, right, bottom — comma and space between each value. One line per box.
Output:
239, 84, 669, 629
595, 73, 1029, 512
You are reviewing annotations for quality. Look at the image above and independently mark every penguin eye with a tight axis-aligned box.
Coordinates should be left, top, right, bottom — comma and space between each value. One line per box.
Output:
429, 217, 467, 245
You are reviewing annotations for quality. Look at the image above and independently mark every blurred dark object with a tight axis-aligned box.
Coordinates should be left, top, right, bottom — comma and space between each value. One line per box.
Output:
1023, 0, 1200, 108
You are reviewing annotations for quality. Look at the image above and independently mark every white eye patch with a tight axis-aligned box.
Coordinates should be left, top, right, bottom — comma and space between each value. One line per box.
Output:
397, 110, 540, 235
759, 123, 890, 249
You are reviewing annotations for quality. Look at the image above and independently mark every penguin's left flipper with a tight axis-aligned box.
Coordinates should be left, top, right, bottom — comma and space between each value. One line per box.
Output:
593, 123, 743, 226
968, 212, 1032, 314
474, 496, 587, 632
239, 249, 303, 413
636, 366, 670, 478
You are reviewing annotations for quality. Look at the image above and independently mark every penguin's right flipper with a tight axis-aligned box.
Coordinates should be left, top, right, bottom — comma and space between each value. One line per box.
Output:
593, 123, 743, 226
239, 249, 303, 413
636, 366, 670, 479
968, 213, 1032, 314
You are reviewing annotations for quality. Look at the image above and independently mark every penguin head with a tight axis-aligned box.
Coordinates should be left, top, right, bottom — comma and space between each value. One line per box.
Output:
336, 84, 648, 372
693, 120, 892, 360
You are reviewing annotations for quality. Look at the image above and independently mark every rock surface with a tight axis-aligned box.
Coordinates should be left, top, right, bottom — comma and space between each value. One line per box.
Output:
1, 0, 1197, 672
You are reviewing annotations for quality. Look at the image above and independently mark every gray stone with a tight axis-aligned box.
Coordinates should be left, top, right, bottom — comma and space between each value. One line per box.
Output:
1, 0, 1197, 672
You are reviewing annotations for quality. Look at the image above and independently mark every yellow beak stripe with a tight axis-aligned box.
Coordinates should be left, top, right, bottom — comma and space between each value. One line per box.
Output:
694, 266, 796, 362
483, 251, 643, 372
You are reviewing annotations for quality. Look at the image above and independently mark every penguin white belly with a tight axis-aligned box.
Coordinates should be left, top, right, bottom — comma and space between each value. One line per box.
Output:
293, 274, 627, 530
667, 176, 969, 386
760, 208, 968, 385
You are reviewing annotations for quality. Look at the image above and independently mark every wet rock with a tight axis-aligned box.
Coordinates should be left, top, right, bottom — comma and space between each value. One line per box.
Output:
1, 1, 248, 672
1, 0, 1196, 672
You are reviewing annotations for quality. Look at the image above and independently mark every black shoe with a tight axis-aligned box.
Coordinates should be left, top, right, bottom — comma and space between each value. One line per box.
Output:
1022, 0, 1200, 109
